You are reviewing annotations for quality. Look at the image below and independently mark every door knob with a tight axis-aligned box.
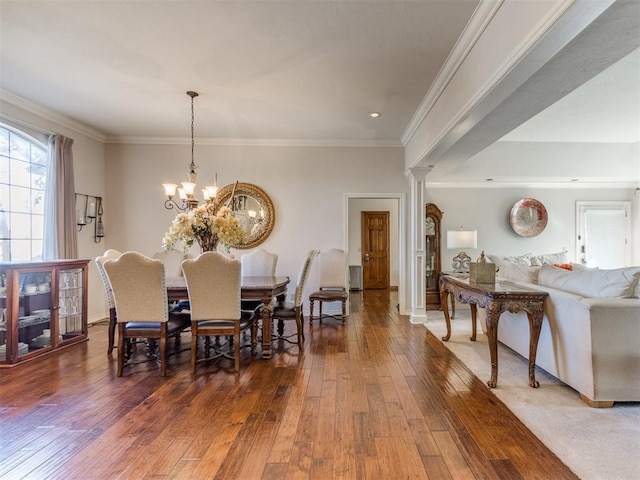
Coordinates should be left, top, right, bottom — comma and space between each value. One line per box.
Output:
364, 253, 370, 261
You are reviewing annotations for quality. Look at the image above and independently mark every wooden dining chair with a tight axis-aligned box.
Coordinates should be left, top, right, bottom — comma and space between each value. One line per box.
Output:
272, 250, 319, 346
95, 249, 122, 354
308, 248, 349, 323
103, 251, 190, 377
240, 248, 278, 311
181, 252, 258, 373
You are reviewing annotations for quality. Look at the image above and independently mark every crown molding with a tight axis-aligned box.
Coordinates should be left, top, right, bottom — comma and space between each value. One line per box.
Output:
105, 135, 402, 148
425, 181, 638, 189
401, 0, 504, 146
0, 89, 107, 142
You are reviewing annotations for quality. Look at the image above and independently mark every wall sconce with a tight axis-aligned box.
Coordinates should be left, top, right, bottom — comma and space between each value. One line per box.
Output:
447, 227, 477, 273
94, 197, 105, 243
75, 193, 105, 242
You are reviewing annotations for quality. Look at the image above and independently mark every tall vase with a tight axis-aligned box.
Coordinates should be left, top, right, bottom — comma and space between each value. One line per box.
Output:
197, 234, 219, 253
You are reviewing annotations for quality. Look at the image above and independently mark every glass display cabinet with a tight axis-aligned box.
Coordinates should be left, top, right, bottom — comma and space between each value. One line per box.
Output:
0, 259, 89, 367
425, 203, 443, 310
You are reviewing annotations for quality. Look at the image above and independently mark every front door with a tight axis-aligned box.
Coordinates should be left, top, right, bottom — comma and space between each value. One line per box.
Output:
362, 211, 389, 290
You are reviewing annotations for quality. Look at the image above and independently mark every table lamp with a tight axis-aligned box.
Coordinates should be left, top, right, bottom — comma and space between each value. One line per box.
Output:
447, 228, 477, 273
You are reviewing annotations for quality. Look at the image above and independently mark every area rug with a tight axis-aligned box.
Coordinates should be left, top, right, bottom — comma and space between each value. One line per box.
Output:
424, 310, 640, 480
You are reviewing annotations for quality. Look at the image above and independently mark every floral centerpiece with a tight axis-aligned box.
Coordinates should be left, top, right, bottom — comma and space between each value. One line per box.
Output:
162, 200, 245, 252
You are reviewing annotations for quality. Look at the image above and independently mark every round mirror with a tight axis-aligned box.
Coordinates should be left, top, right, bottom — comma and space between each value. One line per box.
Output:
217, 182, 275, 249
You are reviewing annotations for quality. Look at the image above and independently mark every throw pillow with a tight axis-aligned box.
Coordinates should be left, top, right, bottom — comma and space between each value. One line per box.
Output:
538, 265, 640, 298
485, 253, 531, 266
530, 251, 569, 266
553, 263, 572, 270
499, 263, 541, 284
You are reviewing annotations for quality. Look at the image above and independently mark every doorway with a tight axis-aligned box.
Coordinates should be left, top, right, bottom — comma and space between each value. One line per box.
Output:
362, 211, 389, 289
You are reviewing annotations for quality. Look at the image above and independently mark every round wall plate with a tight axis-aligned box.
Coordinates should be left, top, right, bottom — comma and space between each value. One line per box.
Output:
509, 198, 548, 237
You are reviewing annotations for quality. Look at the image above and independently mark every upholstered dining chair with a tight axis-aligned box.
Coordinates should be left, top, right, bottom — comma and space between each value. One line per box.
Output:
272, 250, 319, 346
181, 252, 258, 373
153, 248, 192, 277
95, 249, 122, 354
153, 248, 192, 311
240, 248, 278, 311
308, 248, 349, 323
103, 251, 190, 377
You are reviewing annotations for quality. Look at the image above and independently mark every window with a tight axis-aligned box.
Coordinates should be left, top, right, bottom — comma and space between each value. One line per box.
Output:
0, 125, 49, 261
576, 201, 631, 268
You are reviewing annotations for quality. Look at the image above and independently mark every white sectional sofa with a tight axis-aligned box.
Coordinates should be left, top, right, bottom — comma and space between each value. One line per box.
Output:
481, 253, 640, 407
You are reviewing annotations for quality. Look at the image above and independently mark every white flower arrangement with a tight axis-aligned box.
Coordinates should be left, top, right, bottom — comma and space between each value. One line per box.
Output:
162, 201, 245, 252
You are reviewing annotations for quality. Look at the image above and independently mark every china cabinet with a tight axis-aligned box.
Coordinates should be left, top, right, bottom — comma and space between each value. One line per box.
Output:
425, 203, 443, 310
0, 259, 89, 367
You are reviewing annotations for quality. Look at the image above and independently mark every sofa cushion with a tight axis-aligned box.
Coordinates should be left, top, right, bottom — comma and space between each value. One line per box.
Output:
486, 253, 531, 266
530, 251, 569, 266
499, 263, 541, 283
538, 265, 640, 298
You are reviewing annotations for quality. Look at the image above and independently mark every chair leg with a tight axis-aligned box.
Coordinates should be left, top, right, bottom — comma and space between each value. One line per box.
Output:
234, 326, 240, 372
117, 323, 125, 377
296, 312, 303, 346
191, 322, 198, 373
309, 300, 314, 325
107, 308, 116, 354
342, 299, 346, 322
251, 323, 258, 355
159, 323, 168, 377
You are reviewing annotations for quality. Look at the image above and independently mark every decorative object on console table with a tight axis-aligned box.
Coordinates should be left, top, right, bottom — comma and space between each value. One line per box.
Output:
509, 198, 548, 237
469, 251, 496, 284
447, 227, 477, 273
425, 203, 443, 310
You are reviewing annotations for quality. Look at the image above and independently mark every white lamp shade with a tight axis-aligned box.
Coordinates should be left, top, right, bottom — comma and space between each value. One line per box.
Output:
447, 230, 477, 249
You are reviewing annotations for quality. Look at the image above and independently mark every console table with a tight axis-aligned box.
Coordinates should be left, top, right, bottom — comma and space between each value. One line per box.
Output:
438, 274, 548, 389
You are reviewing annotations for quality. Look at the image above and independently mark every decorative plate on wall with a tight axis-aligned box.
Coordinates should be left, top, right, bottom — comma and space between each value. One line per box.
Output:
509, 198, 548, 237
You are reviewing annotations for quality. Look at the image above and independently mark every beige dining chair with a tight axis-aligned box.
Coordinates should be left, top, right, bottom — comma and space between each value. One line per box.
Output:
95, 249, 122, 354
240, 248, 278, 311
153, 248, 192, 277
181, 252, 258, 373
272, 250, 319, 347
153, 248, 192, 311
103, 251, 190, 377
308, 248, 349, 323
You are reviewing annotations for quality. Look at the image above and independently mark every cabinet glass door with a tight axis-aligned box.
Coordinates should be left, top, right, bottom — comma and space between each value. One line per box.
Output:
18, 270, 53, 357
59, 268, 85, 341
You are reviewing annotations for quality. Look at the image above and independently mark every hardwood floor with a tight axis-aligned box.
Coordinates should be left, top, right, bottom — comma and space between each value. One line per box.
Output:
0, 290, 577, 479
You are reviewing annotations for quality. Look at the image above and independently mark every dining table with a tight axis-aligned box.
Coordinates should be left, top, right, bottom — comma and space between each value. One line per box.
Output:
165, 275, 290, 359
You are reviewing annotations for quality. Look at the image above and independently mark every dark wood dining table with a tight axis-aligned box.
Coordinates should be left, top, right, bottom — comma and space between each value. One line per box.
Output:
165, 275, 290, 358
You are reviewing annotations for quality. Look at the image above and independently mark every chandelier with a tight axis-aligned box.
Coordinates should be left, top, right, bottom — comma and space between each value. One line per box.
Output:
162, 91, 218, 211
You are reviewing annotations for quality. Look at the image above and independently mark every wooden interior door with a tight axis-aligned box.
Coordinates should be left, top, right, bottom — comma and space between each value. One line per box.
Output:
362, 211, 389, 290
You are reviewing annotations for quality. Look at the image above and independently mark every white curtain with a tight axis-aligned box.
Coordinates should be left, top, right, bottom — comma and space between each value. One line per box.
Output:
43, 135, 77, 259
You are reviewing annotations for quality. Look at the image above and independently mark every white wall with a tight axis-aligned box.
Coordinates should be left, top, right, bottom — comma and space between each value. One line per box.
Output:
104, 142, 408, 314
348, 198, 399, 287
425, 187, 639, 268
1, 100, 108, 323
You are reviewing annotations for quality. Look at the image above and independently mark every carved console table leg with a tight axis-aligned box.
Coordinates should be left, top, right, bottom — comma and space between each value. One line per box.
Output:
440, 288, 452, 341
469, 304, 477, 342
485, 303, 501, 388
526, 309, 544, 388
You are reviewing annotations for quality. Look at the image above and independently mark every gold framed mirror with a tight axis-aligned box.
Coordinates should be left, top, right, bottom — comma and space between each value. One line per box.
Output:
217, 182, 275, 249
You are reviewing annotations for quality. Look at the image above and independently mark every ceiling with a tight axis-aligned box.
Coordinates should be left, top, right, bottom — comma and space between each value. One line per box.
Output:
0, 0, 479, 143
0, 0, 638, 184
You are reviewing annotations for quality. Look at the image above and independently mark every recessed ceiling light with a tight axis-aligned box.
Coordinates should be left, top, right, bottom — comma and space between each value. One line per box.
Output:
369, 112, 381, 118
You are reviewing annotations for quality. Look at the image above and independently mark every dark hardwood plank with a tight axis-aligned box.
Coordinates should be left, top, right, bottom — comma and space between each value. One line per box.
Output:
0, 290, 578, 479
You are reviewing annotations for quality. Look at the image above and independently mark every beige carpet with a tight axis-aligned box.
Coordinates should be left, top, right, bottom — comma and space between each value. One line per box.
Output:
424, 309, 640, 480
